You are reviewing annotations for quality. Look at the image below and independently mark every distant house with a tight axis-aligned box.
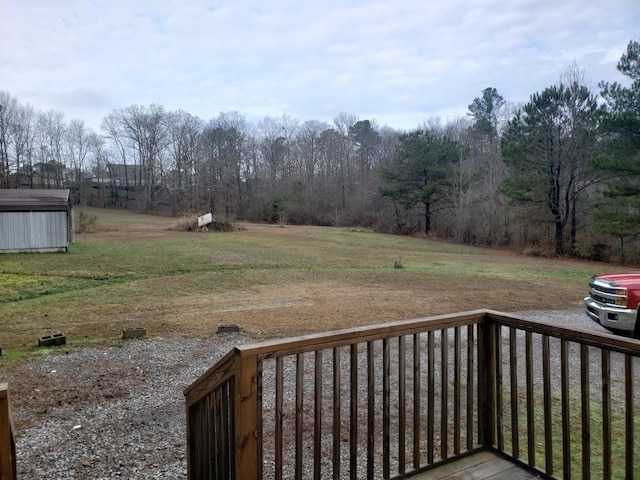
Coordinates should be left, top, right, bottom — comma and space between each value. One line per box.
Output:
0, 189, 73, 253
8, 172, 60, 189
107, 163, 145, 188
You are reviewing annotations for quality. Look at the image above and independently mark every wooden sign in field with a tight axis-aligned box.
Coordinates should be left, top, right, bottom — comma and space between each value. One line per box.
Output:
198, 213, 213, 228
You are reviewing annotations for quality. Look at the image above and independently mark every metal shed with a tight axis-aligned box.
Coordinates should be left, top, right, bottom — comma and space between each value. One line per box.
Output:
0, 189, 73, 253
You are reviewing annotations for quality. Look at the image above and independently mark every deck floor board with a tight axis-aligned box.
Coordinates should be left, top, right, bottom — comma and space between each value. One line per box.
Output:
409, 451, 540, 480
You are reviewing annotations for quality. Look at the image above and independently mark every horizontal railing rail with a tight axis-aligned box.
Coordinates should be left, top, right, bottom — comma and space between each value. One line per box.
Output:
185, 310, 640, 480
0, 383, 16, 480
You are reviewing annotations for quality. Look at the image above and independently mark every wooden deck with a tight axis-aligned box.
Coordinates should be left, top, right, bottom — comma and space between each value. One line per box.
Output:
185, 309, 640, 479
411, 450, 542, 479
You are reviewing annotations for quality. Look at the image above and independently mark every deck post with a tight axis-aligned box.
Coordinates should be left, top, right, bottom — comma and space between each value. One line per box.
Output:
477, 314, 496, 448
0, 383, 16, 480
234, 352, 260, 480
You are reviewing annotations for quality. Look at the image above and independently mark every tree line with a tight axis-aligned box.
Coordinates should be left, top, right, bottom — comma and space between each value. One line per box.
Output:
0, 40, 638, 262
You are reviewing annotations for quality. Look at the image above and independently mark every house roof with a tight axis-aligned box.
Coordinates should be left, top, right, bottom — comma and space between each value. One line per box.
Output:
0, 189, 71, 212
108, 164, 143, 177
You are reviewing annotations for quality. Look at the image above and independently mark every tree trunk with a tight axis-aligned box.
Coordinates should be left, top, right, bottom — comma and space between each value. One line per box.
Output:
555, 217, 564, 254
570, 196, 577, 256
424, 200, 431, 234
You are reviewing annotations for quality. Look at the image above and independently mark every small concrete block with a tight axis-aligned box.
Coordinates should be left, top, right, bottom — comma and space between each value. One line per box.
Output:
38, 332, 66, 347
122, 327, 146, 340
217, 324, 240, 334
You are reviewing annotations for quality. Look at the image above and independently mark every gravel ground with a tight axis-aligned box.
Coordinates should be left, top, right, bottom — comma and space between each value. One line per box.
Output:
11, 334, 253, 479
6, 309, 623, 479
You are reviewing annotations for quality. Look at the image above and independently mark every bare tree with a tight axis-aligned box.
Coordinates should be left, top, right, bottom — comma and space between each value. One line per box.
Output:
37, 110, 67, 188
9, 101, 38, 188
101, 104, 169, 210
0, 91, 18, 187
88, 134, 109, 207
297, 120, 328, 181
332, 113, 357, 216
461, 89, 511, 245
65, 119, 95, 204
165, 110, 203, 213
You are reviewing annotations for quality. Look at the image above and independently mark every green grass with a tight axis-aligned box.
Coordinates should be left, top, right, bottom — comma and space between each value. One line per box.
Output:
0, 208, 628, 359
502, 386, 640, 479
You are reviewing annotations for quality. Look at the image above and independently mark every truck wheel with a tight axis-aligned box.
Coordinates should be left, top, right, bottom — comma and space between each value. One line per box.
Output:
633, 311, 640, 340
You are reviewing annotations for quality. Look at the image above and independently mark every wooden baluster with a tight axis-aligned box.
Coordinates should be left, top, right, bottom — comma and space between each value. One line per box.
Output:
495, 325, 504, 453
454, 327, 461, 456
399, 335, 407, 471
509, 327, 519, 459
580, 345, 590, 480
275, 357, 283, 480
350, 344, 358, 480
427, 331, 435, 464
466, 325, 475, 451
295, 353, 304, 480
625, 354, 634, 480
332, 348, 341, 480
441, 329, 449, 460
602, 349, 611, 480
314, 351, 323, 479
525, 331, 535, 468
367, 342, 375, 479
560, 340, 571, 479
413, 333, 421, 468
383, 338, 391, 477
542, 335, 553, 476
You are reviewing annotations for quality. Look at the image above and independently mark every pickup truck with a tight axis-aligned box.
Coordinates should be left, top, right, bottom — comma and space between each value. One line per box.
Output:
584, 273, 640, 338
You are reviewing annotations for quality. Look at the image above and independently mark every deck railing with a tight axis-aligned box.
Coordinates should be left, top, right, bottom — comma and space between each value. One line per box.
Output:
185, 310, 640, 480
0, 383, 16, 480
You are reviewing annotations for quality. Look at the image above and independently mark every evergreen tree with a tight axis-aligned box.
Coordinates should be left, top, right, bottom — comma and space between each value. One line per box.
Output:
378, 130, 460, 234
501, 82, 600, 254
595, 40, 640, 249
468, 87, 505, 139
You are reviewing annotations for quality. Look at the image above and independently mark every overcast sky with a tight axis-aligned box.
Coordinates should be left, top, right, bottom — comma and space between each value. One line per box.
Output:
2, 0, 639, 132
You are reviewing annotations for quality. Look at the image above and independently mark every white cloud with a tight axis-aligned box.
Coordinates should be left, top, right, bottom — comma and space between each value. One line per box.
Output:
1, 0, 638, 132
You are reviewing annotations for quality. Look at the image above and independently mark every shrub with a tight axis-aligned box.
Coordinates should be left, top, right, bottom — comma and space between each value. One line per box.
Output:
76, 211, 100, 234
169, 215, 237, 232
169, 216, 199, 231
210, 217, 235, 232
267, 198, 284, 224
523, 247, 543, 257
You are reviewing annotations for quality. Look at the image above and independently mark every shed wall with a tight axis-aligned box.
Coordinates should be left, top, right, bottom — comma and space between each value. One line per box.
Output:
0, 211, 69, 252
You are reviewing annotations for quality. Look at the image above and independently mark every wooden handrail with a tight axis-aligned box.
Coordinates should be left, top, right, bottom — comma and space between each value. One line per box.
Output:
186, 310, 640, 480
233, 310, 487, 359
487, 309, 640, 355
0, 383, 16, 480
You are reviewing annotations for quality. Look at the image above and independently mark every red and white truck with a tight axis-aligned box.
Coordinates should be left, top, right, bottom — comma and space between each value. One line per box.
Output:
585, 273, 640, 338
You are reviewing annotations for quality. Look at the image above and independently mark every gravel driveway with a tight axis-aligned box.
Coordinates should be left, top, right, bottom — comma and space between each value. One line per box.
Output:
6, 309, 619, 479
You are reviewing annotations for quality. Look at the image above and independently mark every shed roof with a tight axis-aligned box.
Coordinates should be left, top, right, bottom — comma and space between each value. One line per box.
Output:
0, 189, 71, 212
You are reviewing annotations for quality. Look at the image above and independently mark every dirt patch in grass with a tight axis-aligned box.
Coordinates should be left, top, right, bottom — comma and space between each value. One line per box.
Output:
138, 274, 583, 339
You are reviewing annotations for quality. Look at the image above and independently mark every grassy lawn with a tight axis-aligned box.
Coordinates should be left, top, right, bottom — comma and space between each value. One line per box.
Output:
0, 207, 628, 360
500, 388, 640, 479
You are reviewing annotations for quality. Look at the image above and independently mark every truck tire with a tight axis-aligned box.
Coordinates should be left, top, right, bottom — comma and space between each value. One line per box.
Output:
633, 310, 640, 339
